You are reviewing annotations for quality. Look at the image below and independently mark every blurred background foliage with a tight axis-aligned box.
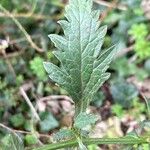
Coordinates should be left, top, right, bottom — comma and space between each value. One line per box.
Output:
0, 0, 150, 149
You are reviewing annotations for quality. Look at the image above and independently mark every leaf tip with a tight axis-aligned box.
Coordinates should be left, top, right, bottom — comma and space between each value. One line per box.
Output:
48, 35, 54, 45
48, 34, 53, 40
43, 62, 49, 72
101, 25, 107, 35
43, 61, 47, 66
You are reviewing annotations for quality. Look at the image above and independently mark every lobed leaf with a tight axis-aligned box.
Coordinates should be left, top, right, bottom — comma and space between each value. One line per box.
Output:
44, 0, 117, 111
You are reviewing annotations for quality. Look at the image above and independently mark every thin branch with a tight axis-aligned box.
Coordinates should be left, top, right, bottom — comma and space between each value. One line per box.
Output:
20, 87, 41, 121
93, 0, 127, 11
0, 4, 44, 53
39, 95, 73, 103
0, 35, 41, 59
0, 12, 63, 20
0, 49, 25, 59
10, 34, 41, 44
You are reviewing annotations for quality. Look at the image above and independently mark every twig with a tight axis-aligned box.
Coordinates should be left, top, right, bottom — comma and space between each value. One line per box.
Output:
0, 4, 44, 53
0, 123, 15, 133
93, 0, 127, 11
0, 12, 63, 20
10, 34, 41, 44
20, 87, 41, 121
20, 82, 34, 91
0, 35, 41, 59
0, 123, 50, 138
39, 95, 73, 103
0, 49, 25, 59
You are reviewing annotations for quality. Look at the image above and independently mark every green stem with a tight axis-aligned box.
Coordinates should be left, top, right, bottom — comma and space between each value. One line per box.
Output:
33, 137, 148, 150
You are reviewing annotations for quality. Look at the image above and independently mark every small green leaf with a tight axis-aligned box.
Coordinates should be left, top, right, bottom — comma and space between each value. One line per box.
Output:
111, 104, 125, 118
9, 113, 25, 128
40, 112, 59, 132
30, 57, 47, 80
110, 80, 138, 108
53, 128, 74, 141
141, 144, 150, 150
125, 131, 139, 139
74, 113, 98, 129
88, 144, 99, 150
128, 23, 148, 39
25, 134, 38, 145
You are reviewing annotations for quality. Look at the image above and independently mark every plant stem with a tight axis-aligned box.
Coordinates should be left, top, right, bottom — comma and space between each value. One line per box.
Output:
33, 137, 148, 150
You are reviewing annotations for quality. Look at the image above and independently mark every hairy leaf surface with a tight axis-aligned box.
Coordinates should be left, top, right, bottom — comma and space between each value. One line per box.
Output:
44, 0, 117, 112
53, 128, 74, 141
74, 113, 98, 129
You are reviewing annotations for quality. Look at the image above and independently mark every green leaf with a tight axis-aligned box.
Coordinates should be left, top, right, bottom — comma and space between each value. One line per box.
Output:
125, 131, 139, 139
111, 104, 125, 118
30, 57, 47, 81
44, 0, 117, 113
141, 144, 150, 150
128, 23, 148, 39
1, 133, 24, 150
9, 113, 25, 128
88, 144, 99, 150
53, 128, 74, 141
74, 113, 98, 129
40, 112, 59, 132
110, 80, 139, 108
25, 134, 38, 145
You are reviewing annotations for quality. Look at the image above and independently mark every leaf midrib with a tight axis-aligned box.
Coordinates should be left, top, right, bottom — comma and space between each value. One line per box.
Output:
77, 0, 83, 102
77, 0, 95, 102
